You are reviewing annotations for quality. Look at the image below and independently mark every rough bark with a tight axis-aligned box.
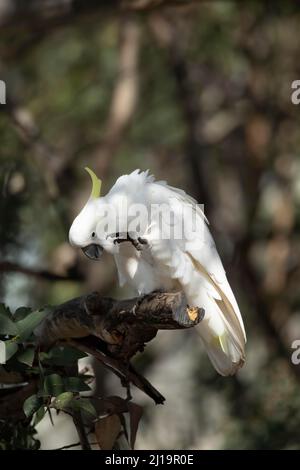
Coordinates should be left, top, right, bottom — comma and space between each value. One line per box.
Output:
0, 290, 203, 420
34, 290, 204, 404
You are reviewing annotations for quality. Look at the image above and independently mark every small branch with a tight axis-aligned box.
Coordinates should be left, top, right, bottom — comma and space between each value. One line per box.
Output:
67, 338, 165, 405
72, 409, 91, 450
54, 441, 81, 450
53, 441, 99, 450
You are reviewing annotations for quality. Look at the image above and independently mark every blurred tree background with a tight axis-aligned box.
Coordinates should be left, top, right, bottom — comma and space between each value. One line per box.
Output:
1, 0, 300, 449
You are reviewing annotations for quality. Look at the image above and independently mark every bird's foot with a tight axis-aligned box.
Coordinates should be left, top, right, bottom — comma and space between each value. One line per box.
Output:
113, 232, 148, 251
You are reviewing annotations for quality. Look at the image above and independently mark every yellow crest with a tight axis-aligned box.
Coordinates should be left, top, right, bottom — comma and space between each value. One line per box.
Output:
85, 167, 102, 199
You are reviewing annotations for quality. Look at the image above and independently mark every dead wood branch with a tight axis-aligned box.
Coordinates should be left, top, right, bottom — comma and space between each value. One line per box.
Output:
35, 290, 204, 403
0, 291, 203, 423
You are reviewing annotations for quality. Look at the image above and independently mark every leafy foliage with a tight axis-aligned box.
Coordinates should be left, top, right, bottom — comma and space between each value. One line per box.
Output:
0, 303, 143, 449
0, 303, 93, 448
0, 421, 40, 450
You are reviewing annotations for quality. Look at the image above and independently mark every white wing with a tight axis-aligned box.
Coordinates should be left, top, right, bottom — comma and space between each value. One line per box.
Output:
145, 181, 246, 376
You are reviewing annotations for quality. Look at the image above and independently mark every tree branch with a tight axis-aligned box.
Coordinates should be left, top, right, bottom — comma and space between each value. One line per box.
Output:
35, 290, 204, 403
0, 290, 203, 424
0, 1, 199, 32
0, 260, 83, 282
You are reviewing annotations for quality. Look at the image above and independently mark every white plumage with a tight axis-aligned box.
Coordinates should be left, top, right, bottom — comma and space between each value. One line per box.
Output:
69, 169, 246, 376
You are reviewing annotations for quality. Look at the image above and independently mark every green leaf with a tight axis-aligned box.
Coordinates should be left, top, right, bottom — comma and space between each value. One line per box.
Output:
33, 406, 46, 426
40, 373, 91, 397
14, 307, 32, 322
53, 394, 97, 418
17, 308, 49, 342
3, 340, 19, 362
42, 373, 64, 397
75, 398, 97, 418
0, 304, 13, 319
37, 352, 49, 362
64, 377, 91, 393
41, 346, 87, 366
0, 304, 18, 336
23, 394, 43, 418
53, 392, 75, 410
17, 347, 35, 367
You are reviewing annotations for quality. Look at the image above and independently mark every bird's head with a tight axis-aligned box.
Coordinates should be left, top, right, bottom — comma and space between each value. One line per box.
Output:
69, 168, 154, 260
69, 167, 118, 260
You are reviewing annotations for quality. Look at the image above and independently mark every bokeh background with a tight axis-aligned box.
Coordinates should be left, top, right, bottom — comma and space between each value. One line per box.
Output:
1, 0, 300, 449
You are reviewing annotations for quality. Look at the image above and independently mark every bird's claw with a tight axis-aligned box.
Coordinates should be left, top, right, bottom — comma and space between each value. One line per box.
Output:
112, 233, 148, 252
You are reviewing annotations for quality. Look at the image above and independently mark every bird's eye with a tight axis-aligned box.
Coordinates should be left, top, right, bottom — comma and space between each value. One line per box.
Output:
92, 232, 95, 238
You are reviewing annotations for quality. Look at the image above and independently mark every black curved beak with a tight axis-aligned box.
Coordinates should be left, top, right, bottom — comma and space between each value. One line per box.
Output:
82, 244, 103, 261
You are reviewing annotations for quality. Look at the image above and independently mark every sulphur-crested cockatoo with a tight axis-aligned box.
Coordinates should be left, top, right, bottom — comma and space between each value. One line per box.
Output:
69, 168, 246, 375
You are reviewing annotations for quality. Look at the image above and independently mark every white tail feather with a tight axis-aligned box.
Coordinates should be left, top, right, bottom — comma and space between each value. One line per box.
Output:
197, 319, 245, 376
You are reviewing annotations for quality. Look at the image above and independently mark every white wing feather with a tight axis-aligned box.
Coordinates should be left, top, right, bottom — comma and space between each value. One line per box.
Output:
146, 180, 246, 376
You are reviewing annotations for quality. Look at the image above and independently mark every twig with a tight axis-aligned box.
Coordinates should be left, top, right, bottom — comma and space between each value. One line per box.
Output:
67, 338, 165, 405
72, 409, 91, 450
54, 441, 81, 450
54, 441, 99, 450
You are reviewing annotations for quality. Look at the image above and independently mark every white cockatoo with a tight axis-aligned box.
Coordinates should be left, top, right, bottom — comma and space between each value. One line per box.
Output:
69, 168, 246, 376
